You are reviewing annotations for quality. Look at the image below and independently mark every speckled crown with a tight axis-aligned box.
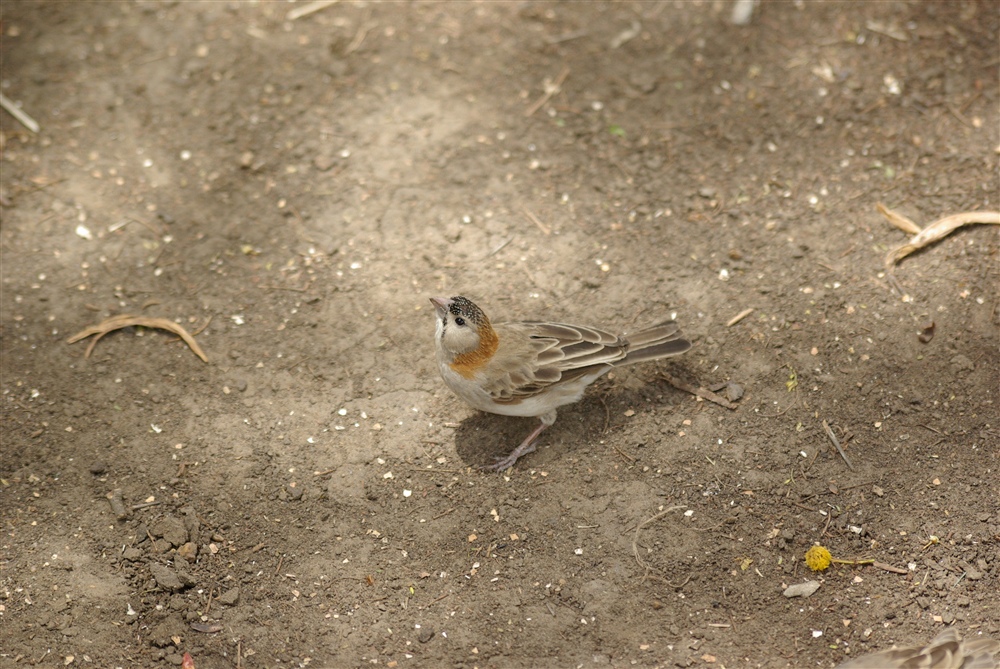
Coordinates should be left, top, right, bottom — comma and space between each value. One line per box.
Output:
449, 296, 489, 326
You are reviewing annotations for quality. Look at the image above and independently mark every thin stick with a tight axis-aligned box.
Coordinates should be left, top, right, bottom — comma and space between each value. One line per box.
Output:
726, 308, 754, 327
432, 507, 455, 520
876, 202, 921, 235
822, 420, 854, 471
286, 0, 339, 21
524, 66, 570, 117
346, 17, 377, 54
421, 592, 452, 608
662, 373, 737, 410
522, 207, 551, 235
164, 315, 213, 345
108, 217, 162, 237
831, 558, 876, 569
632, 505, 686, 572
0, 92, 40, 133
280, 355, 312, 372
191, 315, 213, 336
631, 506, 692, 590
613, 444, 636, 463
872, 561, 908, 575
482, 237, 513, 259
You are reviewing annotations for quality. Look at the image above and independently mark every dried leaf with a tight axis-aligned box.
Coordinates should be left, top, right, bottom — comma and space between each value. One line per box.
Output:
190, 622, 224, 634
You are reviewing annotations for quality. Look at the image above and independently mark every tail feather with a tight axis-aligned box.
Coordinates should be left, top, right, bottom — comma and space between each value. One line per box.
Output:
620, 321, 691, 366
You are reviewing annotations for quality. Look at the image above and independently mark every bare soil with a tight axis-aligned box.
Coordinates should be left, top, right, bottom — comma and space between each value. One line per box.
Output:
1, 2, 997, 668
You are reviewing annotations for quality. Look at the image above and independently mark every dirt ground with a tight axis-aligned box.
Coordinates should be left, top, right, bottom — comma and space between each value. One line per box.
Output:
1, 1, 997, 667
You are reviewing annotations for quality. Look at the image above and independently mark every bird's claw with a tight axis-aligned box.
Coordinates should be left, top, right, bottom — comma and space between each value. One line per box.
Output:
480, 441, 538, 472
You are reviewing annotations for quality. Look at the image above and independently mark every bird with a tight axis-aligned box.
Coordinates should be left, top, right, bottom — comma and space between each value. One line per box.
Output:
430, 295, 691, 471
834, 628, 999, 669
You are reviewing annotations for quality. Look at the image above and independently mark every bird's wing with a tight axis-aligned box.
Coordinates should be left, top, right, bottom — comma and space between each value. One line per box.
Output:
481, 322, 627, 404
834, 628, 999, 669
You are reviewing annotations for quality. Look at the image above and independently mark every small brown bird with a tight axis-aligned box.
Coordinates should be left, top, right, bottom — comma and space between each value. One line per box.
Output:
835, 629, 999, 669
431, 296, 691, 470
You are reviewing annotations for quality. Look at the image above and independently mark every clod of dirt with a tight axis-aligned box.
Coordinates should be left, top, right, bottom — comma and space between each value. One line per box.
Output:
89, 461, 108, 475
217, 588, 241, 606
109, 489, 130, 521
918, 321, 935, 344
417, 628, 435, 643
950, 354, 975, 373
151, 515, 189, 548
725, 383, 744, 402
180, 507, 201, 538
149, 563, 196, 592
148, 613, 187, 647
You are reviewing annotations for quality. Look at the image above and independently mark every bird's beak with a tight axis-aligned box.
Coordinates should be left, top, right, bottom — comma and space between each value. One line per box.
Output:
429, 297, 452, 317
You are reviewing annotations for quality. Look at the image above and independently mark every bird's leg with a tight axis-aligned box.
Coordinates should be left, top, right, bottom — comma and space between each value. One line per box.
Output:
482, 419, 550, 472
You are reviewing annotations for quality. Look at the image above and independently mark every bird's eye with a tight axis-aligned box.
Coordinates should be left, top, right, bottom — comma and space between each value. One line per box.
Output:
455, 317, 466, 326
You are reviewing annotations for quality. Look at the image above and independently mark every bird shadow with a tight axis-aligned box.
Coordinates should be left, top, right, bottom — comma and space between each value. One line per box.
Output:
452, 375, 685, 469
452, 412, 546, 470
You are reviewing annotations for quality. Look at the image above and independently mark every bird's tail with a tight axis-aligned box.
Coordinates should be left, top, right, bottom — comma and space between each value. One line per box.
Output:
620, 321, 691, 366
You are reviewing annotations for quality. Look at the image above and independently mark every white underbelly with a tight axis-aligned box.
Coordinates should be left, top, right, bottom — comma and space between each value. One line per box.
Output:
438, 361, 610, 419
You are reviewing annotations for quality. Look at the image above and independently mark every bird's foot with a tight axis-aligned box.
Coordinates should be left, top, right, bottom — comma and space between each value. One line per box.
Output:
480, 440, 538, 472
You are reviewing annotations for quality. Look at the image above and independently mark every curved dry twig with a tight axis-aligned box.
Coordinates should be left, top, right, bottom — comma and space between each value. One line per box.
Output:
878, 204, 1000, 268
631, 505, 688, 587
67, 314, 209, 363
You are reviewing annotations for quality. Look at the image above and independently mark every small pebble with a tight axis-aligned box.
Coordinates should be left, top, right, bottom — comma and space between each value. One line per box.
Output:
783, 581, 821, 598
176, 542, 198, 562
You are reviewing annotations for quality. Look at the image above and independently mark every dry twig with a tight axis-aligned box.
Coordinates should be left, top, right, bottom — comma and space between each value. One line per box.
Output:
68, 314, 209, 363
873, 561, 908, 575
726, 308, 754, 327
286, 0, 339, 21
632, 505, 688, 586
822, 420, 854, 471
522, 207, 551, 235
0, 92, 40, 133
346, 19, 377, 54
662, 373, 738, 410
878, 203, 1000, 268
524, 66, 569, 117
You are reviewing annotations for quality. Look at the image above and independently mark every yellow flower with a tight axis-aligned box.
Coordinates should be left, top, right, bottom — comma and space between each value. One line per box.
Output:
805, 545, 832, 571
